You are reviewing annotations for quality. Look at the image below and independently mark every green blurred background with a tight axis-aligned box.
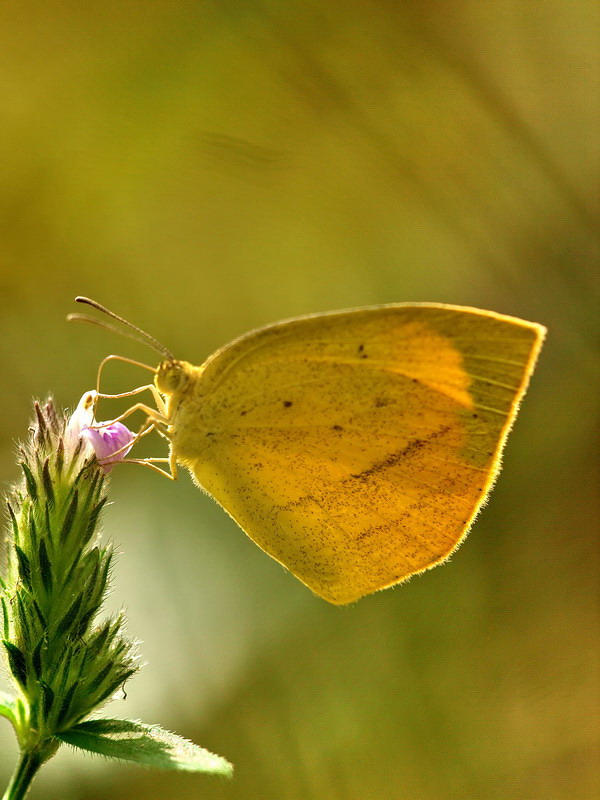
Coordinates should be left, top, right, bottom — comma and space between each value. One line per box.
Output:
1, 2, 598, 798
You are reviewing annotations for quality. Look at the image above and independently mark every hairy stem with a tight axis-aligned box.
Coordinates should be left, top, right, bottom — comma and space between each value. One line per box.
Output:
2, 750, 44, 800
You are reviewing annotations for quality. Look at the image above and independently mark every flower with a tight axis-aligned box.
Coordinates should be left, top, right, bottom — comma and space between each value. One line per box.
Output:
66, 391, 136, 472
0, 399, 231, 798
2, 400, 139, 756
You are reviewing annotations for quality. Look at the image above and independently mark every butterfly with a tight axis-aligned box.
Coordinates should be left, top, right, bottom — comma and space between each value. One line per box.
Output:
70, 298, 545, 604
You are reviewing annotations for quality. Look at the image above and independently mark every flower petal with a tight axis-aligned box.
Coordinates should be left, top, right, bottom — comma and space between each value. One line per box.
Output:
67, 392, 135, 472
65, 391, 98, 456
82, 423, 135, 472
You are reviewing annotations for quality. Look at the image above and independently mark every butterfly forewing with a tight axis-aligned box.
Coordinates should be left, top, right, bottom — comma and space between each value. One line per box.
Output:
169, 304, 544, 604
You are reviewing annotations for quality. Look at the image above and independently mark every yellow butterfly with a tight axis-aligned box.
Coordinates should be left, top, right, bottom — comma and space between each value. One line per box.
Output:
71, 299, 545, 604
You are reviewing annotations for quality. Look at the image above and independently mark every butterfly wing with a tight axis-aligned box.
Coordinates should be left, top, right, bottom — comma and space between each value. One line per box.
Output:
172, 304, 545, 604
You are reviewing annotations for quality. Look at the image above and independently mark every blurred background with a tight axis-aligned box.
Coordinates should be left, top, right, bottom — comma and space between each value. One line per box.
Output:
0, 1, 598, 798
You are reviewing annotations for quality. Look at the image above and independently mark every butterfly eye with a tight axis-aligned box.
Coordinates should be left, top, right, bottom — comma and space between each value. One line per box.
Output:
156, 361, 186, 394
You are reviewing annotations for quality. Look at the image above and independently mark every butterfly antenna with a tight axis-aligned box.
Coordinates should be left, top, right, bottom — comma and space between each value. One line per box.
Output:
70, 297, 175, 360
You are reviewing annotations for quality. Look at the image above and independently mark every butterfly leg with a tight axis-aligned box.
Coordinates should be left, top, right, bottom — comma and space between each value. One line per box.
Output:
98, 414, 176, 481
99, 416, 159, 462
131, 431, 179, 480
94, 354, 168, 417
121, 458, 178, 480
94, 384, 168, 420
90, 355, 178, 478
90, 402, 168, 430
97, 384, 168, 418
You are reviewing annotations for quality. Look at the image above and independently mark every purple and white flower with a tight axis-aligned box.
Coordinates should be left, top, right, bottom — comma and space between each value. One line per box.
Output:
66, 391, 135, 472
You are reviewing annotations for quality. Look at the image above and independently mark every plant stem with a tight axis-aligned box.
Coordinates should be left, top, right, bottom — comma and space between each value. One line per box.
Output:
2, 751, 43, 800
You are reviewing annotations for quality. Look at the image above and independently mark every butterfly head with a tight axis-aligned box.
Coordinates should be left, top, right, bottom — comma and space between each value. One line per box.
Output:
155, 360, 191, 396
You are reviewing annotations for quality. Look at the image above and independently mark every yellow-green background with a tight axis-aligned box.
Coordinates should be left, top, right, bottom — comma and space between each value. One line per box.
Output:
0, 2, 598, 798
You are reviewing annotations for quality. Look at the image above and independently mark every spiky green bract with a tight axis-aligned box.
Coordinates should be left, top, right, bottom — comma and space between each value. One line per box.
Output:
0, 400, 138, 762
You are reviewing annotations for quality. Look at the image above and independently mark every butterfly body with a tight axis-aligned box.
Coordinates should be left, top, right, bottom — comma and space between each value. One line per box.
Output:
144, 303, 544, 604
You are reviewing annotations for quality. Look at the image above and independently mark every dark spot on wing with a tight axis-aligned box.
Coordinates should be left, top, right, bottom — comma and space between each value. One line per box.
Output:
349, 425, 452, 481
240, 410, 247, 416
374, 397, 389, 408
332, 424, 343, 431
358, 343, 364, 352
283, 400, 293, 408
277, 494, 318, 514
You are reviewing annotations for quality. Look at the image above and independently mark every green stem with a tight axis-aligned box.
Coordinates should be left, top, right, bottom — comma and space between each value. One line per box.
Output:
2, 751, 44, 800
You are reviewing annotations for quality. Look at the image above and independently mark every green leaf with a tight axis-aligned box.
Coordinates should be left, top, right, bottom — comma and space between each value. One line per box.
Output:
58, 718, 233, 776
0, 691, 17, 726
